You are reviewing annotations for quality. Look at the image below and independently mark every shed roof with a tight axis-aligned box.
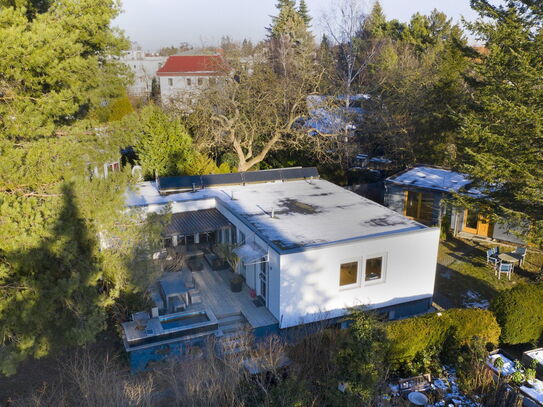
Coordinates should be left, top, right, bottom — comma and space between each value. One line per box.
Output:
156, 55, 224, 76
386, 166, 472, 193
163, 208, 230, 236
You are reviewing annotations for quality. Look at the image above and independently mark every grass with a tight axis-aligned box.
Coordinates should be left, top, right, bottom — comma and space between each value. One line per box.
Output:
434, 237, 543, 309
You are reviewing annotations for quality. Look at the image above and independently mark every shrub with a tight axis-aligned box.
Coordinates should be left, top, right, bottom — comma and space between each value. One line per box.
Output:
385, 309, 500, 367
490, 283, 543, 345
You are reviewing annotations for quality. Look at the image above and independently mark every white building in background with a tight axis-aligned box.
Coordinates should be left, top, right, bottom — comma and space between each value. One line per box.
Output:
126, 168, 440, 329
120, 49, 167, 97
156, 53, 225, 105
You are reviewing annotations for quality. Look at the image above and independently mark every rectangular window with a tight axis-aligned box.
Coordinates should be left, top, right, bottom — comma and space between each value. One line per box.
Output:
405, 190, 433, 223
186, 78, 192, 86
168, 78, 173, 86
239, 231, 246, 245
340, 261, 358, 287
209, 77, 216, 86
197, 77, 203, 86
365, 257, 383, 281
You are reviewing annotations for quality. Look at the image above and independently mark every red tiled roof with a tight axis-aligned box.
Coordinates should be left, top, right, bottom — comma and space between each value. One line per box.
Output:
156, 55, 225, 76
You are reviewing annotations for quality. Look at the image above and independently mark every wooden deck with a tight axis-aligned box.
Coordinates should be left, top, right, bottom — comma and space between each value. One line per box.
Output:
191, 265, 278, 329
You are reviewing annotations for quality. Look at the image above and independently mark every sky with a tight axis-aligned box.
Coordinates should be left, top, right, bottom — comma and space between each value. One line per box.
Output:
114, 0, 480, 52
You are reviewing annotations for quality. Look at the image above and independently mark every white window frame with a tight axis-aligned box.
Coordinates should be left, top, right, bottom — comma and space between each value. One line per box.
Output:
363, 253, 387, 285
339, 257, 362, 290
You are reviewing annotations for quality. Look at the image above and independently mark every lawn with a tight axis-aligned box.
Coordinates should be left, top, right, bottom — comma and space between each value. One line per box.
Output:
433, 237, 543, 310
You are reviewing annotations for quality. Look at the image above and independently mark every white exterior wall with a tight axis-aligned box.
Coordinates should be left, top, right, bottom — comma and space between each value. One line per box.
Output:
159, 75, 216, 103
121, 53, 167, 96
277, 228, 440, 328
215, 201, 281, 321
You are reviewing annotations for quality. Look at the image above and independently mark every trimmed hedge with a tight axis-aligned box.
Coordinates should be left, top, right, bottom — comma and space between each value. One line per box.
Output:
490, 283, 543, 345
386, 309, 500, 364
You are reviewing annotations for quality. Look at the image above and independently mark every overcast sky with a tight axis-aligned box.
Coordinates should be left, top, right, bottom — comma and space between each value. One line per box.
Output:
114, 0, 480, 52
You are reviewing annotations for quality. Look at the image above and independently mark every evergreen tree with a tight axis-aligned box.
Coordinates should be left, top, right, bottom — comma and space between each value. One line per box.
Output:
364, 1, 387, 38
135, 106, 195, 179
0, 0, 130, 140
267, 0, 314, 77
457, 0, 543, 246
0, 0, 137, 375
298, 0, 311, 27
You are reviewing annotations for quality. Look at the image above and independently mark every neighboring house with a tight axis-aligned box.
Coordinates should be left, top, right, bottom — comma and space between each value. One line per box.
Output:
156, 53, 225, 105
122, 167, 440, 369
304, 94, 366, 138
120, 49, 167, 97
385, 166, 524, 244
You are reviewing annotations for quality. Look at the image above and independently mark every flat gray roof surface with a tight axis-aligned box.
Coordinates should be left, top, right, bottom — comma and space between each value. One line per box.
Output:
127, 179, 427, 251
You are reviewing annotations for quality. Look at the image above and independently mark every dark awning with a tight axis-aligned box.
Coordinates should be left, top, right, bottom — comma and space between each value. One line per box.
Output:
163, 208, 230, 236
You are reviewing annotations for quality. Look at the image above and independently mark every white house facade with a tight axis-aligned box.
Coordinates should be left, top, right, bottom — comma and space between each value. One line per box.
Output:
126, 168, 440, 331
156, 54, 225, 105
120, 49, 167, 97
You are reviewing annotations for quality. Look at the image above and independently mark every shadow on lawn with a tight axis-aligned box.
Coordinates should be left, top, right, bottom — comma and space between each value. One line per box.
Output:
433, 262, 501, 309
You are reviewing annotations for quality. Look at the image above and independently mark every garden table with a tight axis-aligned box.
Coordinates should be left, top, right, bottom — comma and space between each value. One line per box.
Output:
498, 252, 520, 265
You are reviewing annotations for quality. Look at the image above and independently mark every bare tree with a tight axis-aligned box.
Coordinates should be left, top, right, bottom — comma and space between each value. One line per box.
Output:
321, 0, 382, 106
187, 62, 344, 172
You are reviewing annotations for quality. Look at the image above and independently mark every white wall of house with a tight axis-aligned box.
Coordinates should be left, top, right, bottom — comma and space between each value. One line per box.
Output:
277, 228, 440, 329
215, 200, 281, 321
159, 75, 219, 103
121, 54, 167, 96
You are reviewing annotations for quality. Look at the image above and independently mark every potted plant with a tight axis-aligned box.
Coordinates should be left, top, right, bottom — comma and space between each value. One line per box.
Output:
230, 274, 244, 292
526, 360, 538, 386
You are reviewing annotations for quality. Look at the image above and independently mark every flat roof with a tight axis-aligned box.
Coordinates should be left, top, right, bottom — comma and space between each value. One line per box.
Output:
127, 178, 428, 253
386, 166, 472, 193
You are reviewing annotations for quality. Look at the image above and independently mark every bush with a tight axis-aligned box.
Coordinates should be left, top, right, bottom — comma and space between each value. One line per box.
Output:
386, 309, 500, 367
490, 283, 543, 345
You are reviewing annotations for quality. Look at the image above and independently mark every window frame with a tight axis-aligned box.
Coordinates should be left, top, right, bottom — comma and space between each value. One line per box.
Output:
404, 190, 433, 223
363, 253, 387, 285
339, 258, 361, 290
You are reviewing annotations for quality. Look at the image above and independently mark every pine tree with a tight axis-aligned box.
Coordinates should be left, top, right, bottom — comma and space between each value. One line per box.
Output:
135, 106, 195, 179
267, 0, 314, 77
457, 0, 543, 246
364, 1, 387, 38
0, 0, 139, 375
298, 0, 311, 27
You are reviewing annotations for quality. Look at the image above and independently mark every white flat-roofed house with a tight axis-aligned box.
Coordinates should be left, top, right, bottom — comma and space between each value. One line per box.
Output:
156, 54, 225, 106
121, 49, 167, 97
126, 168, 440, 331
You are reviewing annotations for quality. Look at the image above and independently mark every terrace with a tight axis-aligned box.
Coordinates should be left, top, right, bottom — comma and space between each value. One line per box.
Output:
123, 260, 278, 354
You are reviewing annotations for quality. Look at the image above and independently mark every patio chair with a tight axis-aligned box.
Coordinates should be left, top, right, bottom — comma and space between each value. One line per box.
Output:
497, 262, 513, 280
487, 247, 499, 268
513, 247, 527, 267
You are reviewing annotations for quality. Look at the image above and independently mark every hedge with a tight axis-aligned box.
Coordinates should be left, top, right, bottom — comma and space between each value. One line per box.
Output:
490, 283, 543, 345
385, 308, 501, 364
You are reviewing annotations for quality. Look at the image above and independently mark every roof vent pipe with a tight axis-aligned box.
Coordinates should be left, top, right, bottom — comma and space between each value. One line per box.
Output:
271, 207, 275, 218
192, 183, 196, 192
231, 191, 235, 200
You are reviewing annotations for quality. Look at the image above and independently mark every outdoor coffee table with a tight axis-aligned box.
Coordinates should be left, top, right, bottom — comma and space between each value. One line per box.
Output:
498, 252, 520, 266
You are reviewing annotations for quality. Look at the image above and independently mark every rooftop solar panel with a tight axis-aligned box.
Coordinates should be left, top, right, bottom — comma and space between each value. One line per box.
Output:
281, 167, 319, 181
157, 167, 320, 193
158, 175, 202, 192
243, 169, 284, 184
201, 172, 244, 187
